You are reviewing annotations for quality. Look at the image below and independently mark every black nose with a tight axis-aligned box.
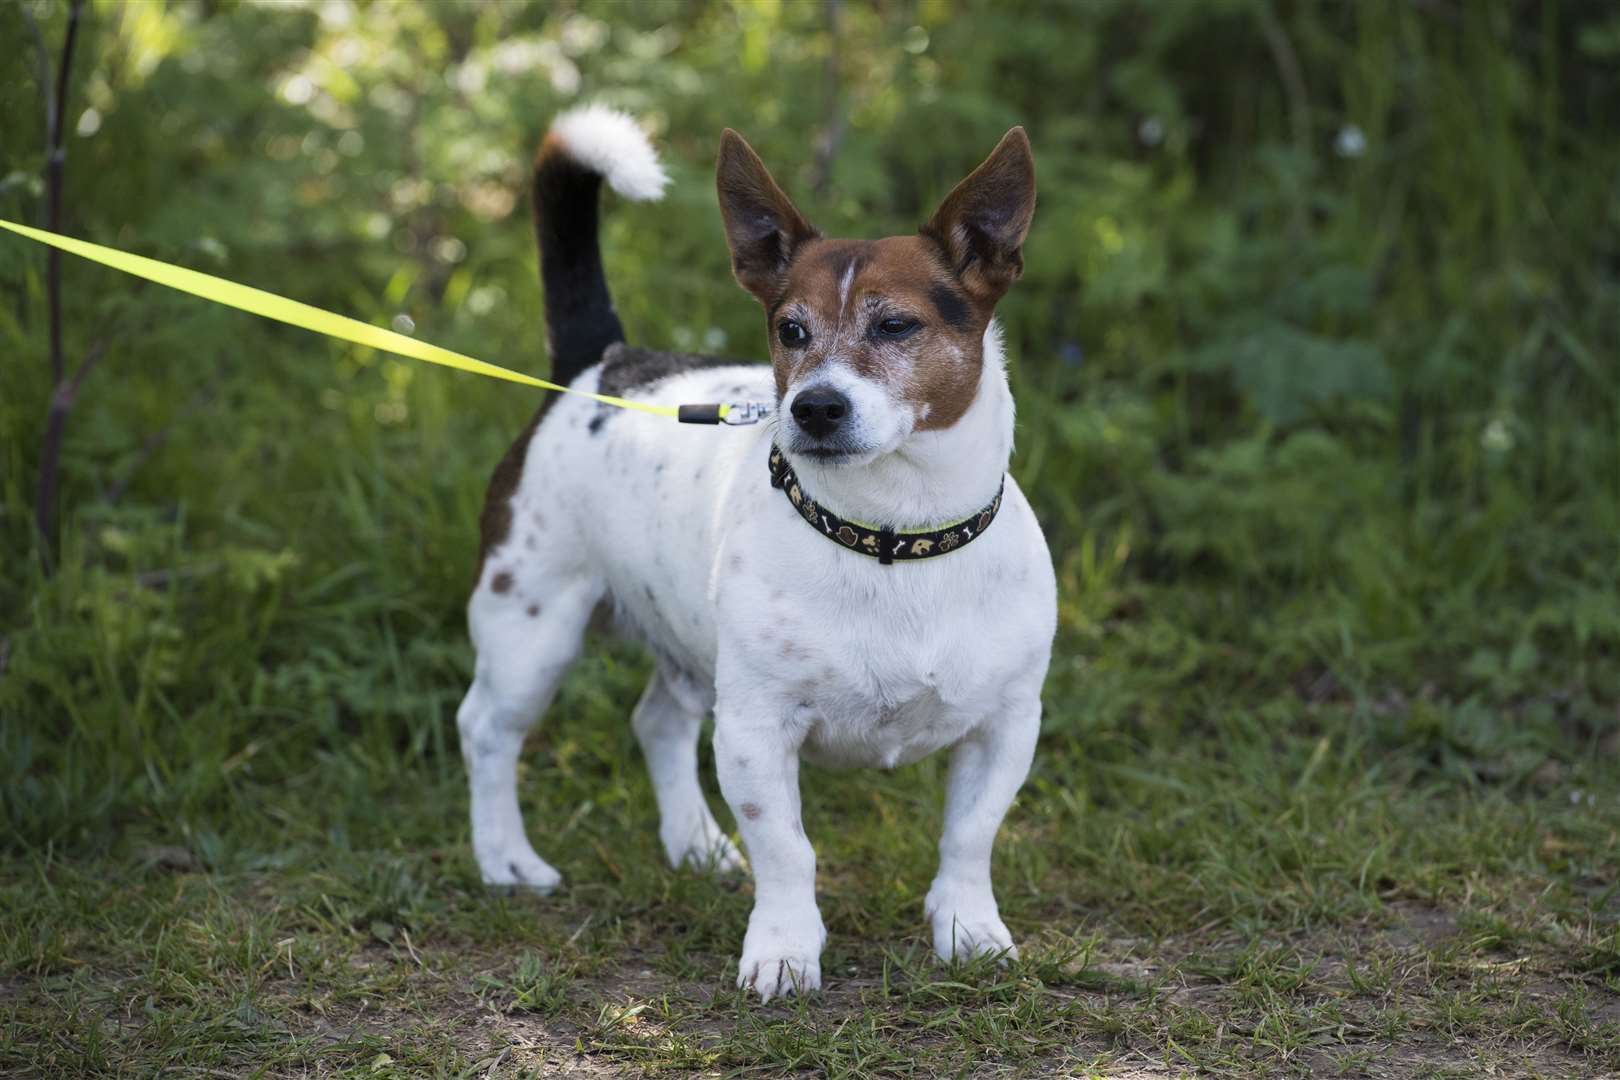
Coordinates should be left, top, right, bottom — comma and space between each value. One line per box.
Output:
789, 386, 850, 439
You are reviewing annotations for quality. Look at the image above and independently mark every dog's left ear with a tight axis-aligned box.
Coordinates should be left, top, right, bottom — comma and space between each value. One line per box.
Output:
923, 127, 1036, 305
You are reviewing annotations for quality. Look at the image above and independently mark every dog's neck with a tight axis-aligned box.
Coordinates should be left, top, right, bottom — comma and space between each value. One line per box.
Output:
780, 323, 1015, 530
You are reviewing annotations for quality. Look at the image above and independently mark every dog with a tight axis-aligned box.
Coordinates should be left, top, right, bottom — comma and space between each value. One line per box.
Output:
457, 105, 1055, 1001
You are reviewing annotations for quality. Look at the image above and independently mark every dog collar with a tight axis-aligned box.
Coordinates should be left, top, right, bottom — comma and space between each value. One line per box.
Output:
768, 446, 1005, 565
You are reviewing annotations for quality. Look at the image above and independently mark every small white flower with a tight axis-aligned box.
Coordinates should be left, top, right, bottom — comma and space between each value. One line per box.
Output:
1335, 124, 1367, 159
1482, 417, 1514, 452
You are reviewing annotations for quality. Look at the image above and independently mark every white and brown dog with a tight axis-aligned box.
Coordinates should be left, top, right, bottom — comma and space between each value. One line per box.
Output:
457, 106, 1055, 1001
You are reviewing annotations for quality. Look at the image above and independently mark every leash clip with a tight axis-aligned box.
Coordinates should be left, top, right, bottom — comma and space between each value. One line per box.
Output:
720, 401, 772, 426
676, 401, 772, 425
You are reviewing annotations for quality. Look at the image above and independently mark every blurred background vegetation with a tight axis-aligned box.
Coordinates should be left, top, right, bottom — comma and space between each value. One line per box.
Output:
3, 0, 1618, 854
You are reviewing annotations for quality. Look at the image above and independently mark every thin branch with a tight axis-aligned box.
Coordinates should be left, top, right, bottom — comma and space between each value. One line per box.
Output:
1255, 1, 1312, 164
105, 380, 221, 506
47, 0, 85, 386
34, 0, 87, 570
65, 334, 113, 397
1255, 0, 1312, 242
35, 332, 112, 571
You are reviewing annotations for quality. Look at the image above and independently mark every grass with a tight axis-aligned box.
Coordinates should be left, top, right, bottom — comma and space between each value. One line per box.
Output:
4, 624, 1619, 1076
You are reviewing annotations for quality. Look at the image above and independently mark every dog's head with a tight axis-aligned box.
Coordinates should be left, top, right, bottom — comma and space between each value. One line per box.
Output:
716, 128, 1035, 465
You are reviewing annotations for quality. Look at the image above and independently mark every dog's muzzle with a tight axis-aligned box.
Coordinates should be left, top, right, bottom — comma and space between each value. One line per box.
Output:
789, 385, 849, 440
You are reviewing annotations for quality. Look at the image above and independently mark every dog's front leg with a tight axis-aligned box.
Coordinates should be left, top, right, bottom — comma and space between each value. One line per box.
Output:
925, 698, 1041, 963
714, 700, 824, 1001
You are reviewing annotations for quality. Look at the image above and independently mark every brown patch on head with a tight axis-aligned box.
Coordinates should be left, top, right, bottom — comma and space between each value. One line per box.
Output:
739, 802, 762, 821
716, 125, 1035, 435
526, 603, 540, 618
490, 571, 514, 595
768, 235, 992, 430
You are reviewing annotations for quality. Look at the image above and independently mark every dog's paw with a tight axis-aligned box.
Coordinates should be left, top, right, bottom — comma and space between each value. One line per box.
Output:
736, 908, 826, 1002
738, 949, 822, 1003
925, 886, 1017, 963
478, 847, 563, 894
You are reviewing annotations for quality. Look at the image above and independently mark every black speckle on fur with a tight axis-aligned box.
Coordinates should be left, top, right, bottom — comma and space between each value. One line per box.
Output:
588, 412, 607, 435
597, 342, 756, 398
928, 283, 973, 331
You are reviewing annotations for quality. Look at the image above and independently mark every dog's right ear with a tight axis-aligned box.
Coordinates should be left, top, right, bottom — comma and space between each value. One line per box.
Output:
716, 129, 818, 305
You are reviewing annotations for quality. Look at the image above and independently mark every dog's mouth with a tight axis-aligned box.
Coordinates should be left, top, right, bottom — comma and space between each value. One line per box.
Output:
797, 446, 858, 463
787, 438, 887, 467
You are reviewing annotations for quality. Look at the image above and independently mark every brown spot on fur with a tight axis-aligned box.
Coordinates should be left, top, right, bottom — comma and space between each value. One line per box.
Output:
491, 571, 514, 594
476, 409, 546, 578
526, 604, 540, 617
740, 802, 762, 820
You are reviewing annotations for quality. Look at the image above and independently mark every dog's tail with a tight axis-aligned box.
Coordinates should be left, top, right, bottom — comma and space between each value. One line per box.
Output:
532, 106, 668, 387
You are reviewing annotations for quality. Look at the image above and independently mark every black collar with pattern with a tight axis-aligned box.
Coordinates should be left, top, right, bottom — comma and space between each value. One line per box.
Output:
768, 445, 1005, 565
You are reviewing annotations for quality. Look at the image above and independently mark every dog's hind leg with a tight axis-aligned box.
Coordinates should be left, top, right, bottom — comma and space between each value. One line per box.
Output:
632, 670, 745, 873
457, 566, 601, 893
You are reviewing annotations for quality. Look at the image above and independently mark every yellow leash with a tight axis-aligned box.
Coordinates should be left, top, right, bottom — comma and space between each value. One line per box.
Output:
0, 218, 766, 425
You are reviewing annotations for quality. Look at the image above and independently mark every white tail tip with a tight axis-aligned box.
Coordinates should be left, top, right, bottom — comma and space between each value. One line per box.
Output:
549, 105, 668, 202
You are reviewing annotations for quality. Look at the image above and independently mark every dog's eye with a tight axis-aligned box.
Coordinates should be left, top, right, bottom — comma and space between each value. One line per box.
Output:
876, 317, 919, 338
778, 320, 810, 347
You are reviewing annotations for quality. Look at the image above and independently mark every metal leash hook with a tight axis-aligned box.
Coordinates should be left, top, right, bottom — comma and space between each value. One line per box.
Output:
677, 401, 773, 425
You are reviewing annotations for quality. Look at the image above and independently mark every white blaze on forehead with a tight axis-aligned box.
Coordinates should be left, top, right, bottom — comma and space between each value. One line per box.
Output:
837, 258, 857, 316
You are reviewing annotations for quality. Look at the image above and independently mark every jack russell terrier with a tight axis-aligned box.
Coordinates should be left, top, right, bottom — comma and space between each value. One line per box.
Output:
457, 105, 1055, 1001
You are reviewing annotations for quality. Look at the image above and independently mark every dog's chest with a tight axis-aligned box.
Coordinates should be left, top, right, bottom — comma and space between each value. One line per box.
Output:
758, 584, 1022, 770
799, 681, 970, 769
